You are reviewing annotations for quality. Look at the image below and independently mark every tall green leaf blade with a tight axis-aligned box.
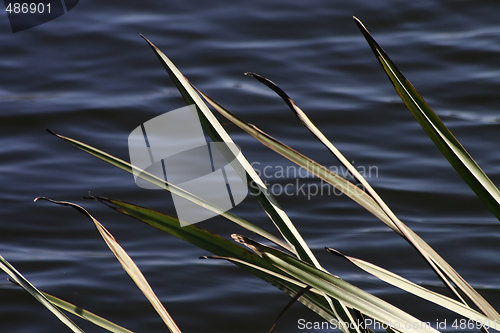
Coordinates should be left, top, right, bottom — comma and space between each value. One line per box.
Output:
326, 248, 495, 325
196, 90, 393, 229
193, 90, 385, 332
92, 196, 340, 324
354, 17, 500, 320
41, 292, 134, 333
35, 198, 182, 333
47, 130, 291, 253
240, 73, 472, 307
91, 196, 273, 264
354, 17, 500, 220
0, 255, 84, 333
197, 78, 500, 322
204, 255, 375, 333
234, 236, 441, 333
39, 132, 340, 329
245, 72, 409, 238
49, 129, 341, 325
141, 35, 321, 268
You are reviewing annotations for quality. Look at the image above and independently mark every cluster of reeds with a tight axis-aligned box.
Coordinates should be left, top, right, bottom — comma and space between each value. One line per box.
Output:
2, 17, 499, 333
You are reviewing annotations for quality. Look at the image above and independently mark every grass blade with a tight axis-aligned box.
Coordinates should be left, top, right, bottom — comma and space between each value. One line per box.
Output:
90, 196, 276, 265
354, 17, 500, 220
354, 16, 500, 321
245, 72, 409, 237
47, 130, 291, 253
234, 235, 441, 333
196, 90, 394, 230
141, 35, 321, 268
201, 56, 500, 323
48, 130, 341, 325
200, 87, 470, 310
326, 248, 495, 326
41, 292, 134, 333
197, 87, 500, 324
0, 255, 84, 332
194, 90, 379, 332
92, 196, 339, 324
241, 72, 476, 308
35, 198, 182, 333
203, 255, 374, 333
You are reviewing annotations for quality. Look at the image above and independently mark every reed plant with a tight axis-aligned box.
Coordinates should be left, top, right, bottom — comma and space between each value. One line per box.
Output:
2, 17, 499, 333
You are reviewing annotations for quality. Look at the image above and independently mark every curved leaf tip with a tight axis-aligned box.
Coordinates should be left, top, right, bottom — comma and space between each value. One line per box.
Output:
34, 197, 92, 218
325, 248, 344, 258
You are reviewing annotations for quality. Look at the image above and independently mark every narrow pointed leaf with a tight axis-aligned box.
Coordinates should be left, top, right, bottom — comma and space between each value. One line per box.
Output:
47, 127, 339, 322
92, 196, 339, 323
245, 72, 410, 238
239, 73, 471, 306
200, 48, 500, 324
327, 248, 496, 326
196, 90, 395, 230
41, 292, 134, 333
141, 35, 321, 268
0, 255, 84, 333
35, 198, 181, 333
242, 75, 500, 324
234, 236, 441, 333
91, 196, 277, 265
195, 90, 381, 332
354, 17, 500, 220
354, 16, 500, 320
203, 255, 373, 333
198, 86, 500, 320
47, 130, 291, 253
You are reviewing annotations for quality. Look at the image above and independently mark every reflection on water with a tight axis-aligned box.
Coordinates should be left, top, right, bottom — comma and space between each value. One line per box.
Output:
1, 1, 500, 332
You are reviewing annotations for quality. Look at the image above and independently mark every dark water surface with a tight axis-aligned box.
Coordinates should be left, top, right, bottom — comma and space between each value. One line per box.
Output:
1, 1, 500, 332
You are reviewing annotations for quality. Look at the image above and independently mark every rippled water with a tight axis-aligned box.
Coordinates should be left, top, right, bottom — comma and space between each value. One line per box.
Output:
1, 1, 500, 332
